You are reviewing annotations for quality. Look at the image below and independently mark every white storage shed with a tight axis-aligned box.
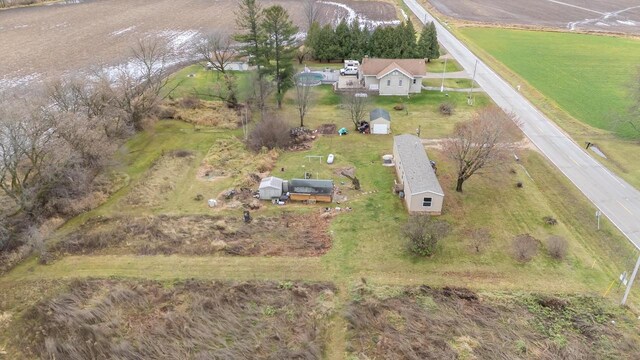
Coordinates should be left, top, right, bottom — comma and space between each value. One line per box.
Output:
370, 108, 391, 135
259, 176, 283, 200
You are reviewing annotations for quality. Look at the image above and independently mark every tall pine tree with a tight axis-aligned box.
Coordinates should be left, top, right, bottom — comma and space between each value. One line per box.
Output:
425, 21, 440, 62
261, 5, 298, 108
400, 20, 417, 58
235, 0, 267, 113
334, 19, 352, 62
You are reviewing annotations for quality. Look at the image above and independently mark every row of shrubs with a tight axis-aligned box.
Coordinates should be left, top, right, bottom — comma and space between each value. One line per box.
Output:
404, 215, 569, 262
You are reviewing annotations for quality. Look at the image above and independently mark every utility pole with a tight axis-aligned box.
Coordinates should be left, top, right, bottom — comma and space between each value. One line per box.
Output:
467, 59, 478, 105
595, 210, 601, 230
440, 57, 447, 92
621, 253, 640, 306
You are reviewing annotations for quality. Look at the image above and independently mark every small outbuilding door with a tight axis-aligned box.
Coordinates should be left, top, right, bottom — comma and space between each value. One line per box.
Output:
372, 123, 389, 134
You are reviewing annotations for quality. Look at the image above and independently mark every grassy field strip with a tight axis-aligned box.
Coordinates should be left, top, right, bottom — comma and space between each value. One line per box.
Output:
0, 256, 329, 284
457, 29, 640, 134
0, 254, 609, 294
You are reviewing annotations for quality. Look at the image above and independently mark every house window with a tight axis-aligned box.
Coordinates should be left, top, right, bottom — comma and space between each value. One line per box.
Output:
413, 78, 417, 84
387, 79, 391, 86
423, 197, 432, 207
399, 79, 403, 86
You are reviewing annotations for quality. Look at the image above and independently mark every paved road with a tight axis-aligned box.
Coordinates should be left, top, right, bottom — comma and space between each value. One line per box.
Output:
404, 0, 640, 249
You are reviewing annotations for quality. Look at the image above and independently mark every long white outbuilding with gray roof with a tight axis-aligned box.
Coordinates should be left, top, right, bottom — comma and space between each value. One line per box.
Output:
393, 134, 444, 214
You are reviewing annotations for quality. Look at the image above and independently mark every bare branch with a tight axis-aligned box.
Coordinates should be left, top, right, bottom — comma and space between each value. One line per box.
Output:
303, 0, 320, 30
294, 75, 314, 127
442, 106, 521, 192
194, 33, 238, 73
343, 94, 369, 130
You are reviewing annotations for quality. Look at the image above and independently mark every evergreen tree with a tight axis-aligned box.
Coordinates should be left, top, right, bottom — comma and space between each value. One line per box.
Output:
400, 20, 417, 58
334, 19, 352, 61
315, 24, 336, 62
370, 26, 396, 58
349, 19, 368, 60
416, 22, 430, 59
234, 0, 267, 113
305, 21, 321, 59
261, 5, 298, 108
425, 21, 440, 62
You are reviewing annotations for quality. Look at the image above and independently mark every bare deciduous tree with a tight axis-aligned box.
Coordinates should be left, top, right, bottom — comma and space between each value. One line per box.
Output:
303, 0, 320, 30
247, 70, 274, 114
443, 106, 521, 192
109, 38, 175, 131
0, 100, 56, 213
293, 76, 314, 127
195, 33, 238, 74
344, 94, 369, 130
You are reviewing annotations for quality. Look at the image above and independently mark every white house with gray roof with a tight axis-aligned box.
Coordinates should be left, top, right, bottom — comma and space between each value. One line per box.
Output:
393, 134, 444, 214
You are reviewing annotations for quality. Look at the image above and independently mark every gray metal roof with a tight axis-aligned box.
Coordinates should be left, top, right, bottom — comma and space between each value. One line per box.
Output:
394, 134, 444, 196
259, 176, 283, 189
370, 108, 391, 122
289, 179, 334, 194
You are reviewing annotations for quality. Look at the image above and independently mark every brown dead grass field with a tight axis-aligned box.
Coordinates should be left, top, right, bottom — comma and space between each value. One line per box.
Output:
50, 212, 332, 257
347, 284, 640, 359
3, 279, 337, 359
425, 0, 640, 34
0, 0, 398, 90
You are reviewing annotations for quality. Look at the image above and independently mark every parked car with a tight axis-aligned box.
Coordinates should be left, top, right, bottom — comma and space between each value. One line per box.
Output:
340, 66, 358, 76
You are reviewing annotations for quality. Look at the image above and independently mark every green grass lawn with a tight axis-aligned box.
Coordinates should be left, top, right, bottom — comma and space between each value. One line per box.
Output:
458, 28, 640, 137
422, 78, 474, 89
165, 65, 252, 101
426, 57, 463, 73
281, 85, 490, 138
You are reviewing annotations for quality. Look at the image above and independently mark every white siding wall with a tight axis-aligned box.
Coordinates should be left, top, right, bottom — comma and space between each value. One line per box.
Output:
408, 192, 444, 215
364, 75, 379, 90
409, 76, 423, 93
259, 187, 282, 200
379, 72, 411, 96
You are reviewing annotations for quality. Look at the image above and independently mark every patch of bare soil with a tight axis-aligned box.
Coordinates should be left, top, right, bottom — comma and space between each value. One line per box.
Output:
317, 123, 337, 135
11, 279, 336, 359
0, 0, 398, 91
53, 211, 332, 257
425, 0, 640, 34
347, 285, 640, 359
123, 150, 194, 208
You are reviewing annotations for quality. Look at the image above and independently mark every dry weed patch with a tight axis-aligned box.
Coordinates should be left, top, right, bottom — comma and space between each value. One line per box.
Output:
169, 99, 240, 129
199, 138, 278, 187
347, 285, 640, 359
124, 150, 195, 208
12, 279, 336, 359
53, 212, 332, 257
